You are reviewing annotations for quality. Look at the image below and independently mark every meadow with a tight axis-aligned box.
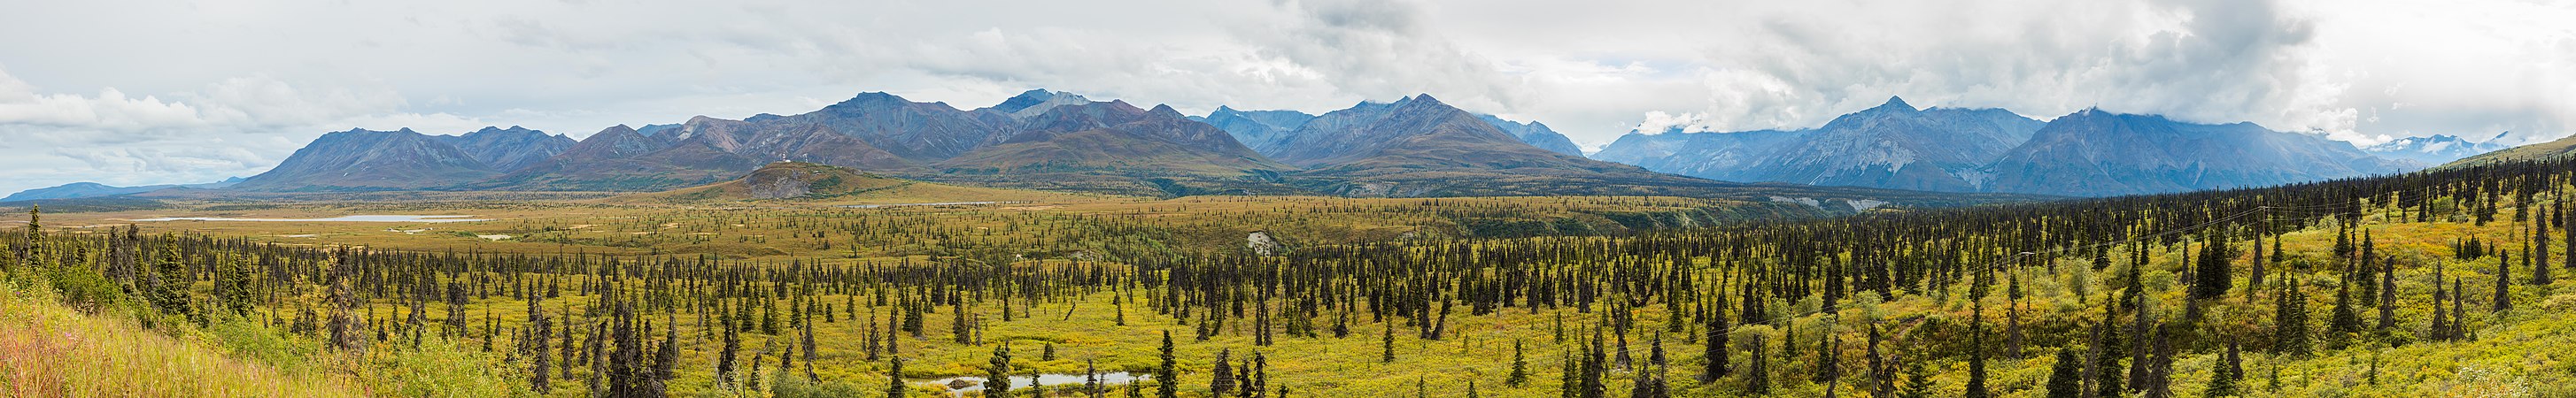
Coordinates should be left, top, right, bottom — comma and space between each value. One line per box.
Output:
4, 160, 2576, 397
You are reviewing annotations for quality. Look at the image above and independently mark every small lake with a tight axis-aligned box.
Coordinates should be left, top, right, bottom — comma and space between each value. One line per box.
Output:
910, 371, 1149, 396
129, 215, 491, 223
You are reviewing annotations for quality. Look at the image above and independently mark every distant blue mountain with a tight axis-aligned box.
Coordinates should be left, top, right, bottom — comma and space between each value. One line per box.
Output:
1592, 97, 2415, 196
2362, 133, 2510, 166
2, 177, 244, 202
1199, 105, 1588, 158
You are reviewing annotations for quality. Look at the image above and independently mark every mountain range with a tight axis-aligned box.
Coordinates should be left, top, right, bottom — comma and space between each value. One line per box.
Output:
29, 88, 2503, 206
0, 177, 244, 203
1592, 97, 2425, 196
213, 89, 1973, 209
2362, 133, 2511, 165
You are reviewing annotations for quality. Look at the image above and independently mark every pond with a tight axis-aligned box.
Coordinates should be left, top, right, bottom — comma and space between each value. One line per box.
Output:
909, 371, 1149, 396
128, 215, 491, 223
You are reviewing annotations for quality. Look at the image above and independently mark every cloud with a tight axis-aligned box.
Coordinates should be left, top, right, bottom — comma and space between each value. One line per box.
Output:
0, 65, 489, 195
0, 0, 2569, 195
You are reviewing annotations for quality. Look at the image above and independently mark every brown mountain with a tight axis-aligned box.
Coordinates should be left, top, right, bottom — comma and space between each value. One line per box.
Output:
435, 126, 576, 172
1269, 95, 1725, 196
933, 99, 1296, 195
758, 92, 1010, 163
232, 128, 499, 192
476, 125, 762, 191
664, 116, 919, 172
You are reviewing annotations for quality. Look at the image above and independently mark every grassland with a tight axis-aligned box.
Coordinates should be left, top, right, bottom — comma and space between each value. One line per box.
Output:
7, 165, 2576, 397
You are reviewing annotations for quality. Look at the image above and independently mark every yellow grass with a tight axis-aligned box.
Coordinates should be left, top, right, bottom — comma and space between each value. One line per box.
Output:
0, 285, 361, 397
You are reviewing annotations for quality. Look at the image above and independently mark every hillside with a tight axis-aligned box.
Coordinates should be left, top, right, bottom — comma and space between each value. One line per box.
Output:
477, 125, 763, 191
11, 157, 2576, 397
230, 128, 500, 192
613, 161, 1095, 205
1984, 109, 2412, 195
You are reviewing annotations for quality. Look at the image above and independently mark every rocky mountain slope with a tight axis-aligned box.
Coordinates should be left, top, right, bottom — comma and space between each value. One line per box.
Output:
1981, 110, 2411, 196
232, 128, 507, 192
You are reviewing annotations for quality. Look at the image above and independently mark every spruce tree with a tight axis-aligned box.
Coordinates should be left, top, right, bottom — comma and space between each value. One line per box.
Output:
144, 241, 191, 318
2046, 348, 2082, 398
1159, 331, 1180, 398
1086, 359, 1104, 398
2191, 233, 2234, 300
2327, 278, 2362, 347
886, 357, 908, 398
2271, 281, 2310, 356
2494, 252, 2513, 312
1381, 325, 1396, 364
1745, 333, 1768, 394
717, 315, 740, 387
1508, 339, 1529, 387
1898, 356, 1931, 398
2204, 342, 2243, 397
1211, 348, 1236, 395
986, 343, 1015, 398
1700, 306, 1729, 383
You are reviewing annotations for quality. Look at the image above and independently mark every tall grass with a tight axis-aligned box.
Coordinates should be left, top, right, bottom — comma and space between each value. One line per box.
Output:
0, 284, 360, 397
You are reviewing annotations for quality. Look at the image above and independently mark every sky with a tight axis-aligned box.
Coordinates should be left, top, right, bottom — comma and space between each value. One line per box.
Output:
1, 0, 2572, 195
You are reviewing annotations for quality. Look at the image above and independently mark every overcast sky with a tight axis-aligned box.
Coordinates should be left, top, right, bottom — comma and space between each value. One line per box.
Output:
3, 0, 2571, 195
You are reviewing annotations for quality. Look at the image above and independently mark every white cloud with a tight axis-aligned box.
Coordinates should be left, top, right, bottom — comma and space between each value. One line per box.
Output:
0, 0, 2568, 195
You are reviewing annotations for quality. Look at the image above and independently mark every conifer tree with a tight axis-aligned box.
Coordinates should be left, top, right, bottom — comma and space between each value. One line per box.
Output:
1745, 333, 1768, 394
2046, 348, 2082, 398
2191, 233, 2234, 300
1381, 325, 1396, 363
2204, 343, 2242, 397
986, 343, 1015, 398
1700, 305, 1729, 383
1211, 348, 1236, 395
1898, 356, 1930, 398
801, 320, 818, 382
886, 357, 908, 398
2328, 278, 2362, 347
717, 315, 740, 387
214, 254, 257, 317
529, 299, 552, 394
143, 241, 191, 318
1508, 339, 1529, 387
2493, 252, 2512, 312
1086, 359, 1104, 398
2376, 255, 2399, 333
2272, 281, 2310, 356
1159, 331, 1180, 398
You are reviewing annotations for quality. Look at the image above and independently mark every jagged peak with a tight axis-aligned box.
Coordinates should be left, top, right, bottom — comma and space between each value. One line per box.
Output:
1147, 103, 1184, 119
1871, 96, 1915, 112
466, 126, 543, 136
595, 124, 639, 136
1405, 94, 1446, 106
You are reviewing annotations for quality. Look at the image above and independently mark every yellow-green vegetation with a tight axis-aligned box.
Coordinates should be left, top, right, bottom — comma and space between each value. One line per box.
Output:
3, 160, 2573, 398
0, 284, 355, 397
0, 276, 535, 397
